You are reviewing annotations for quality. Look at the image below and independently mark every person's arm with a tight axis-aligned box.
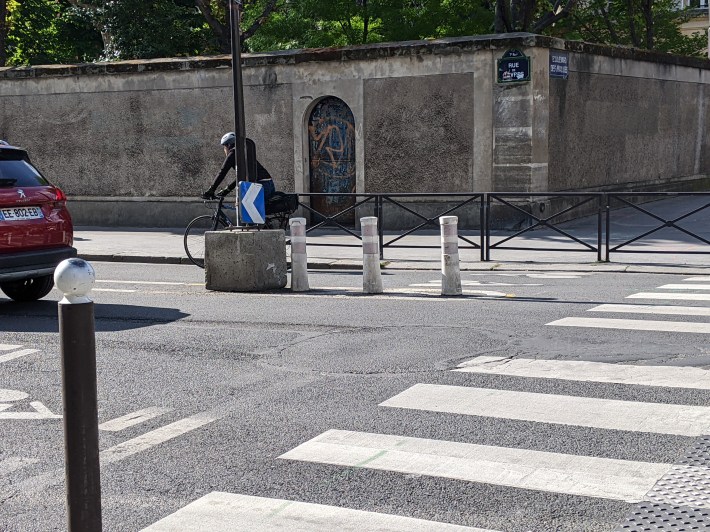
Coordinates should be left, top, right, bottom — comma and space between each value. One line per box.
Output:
204, 150, 235, 195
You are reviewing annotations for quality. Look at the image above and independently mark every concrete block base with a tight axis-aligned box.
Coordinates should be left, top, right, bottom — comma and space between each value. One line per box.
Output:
205, 229, 287, 292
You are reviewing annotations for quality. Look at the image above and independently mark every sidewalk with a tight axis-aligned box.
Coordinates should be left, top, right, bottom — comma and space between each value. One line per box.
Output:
74, 226, 710, 275
73, 193, 710, 274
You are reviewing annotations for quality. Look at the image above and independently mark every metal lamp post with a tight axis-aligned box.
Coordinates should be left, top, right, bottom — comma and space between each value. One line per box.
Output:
229, 0, 250, 183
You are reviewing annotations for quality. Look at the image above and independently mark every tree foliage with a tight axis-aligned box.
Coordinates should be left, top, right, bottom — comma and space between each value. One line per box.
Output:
555, 0, 707, 56
0, 0, 705, 66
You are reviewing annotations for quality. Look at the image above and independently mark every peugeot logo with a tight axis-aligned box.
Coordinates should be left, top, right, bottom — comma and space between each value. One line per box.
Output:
17, 189, 25, 198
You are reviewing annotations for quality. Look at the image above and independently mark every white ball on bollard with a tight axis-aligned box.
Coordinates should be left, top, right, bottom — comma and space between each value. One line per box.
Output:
54, 258, 96, 304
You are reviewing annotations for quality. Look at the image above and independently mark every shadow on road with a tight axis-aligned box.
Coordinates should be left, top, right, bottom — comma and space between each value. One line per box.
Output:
0, 300, 189, 333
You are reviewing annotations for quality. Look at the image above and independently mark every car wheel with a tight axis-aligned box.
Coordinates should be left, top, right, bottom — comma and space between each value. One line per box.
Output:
0, 275, 55, 302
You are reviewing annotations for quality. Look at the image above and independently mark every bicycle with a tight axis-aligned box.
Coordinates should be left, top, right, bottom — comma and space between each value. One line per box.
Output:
184, 194, 296, 268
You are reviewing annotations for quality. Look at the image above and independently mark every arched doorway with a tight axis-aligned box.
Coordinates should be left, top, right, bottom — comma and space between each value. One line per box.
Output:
308, 97, 356, 224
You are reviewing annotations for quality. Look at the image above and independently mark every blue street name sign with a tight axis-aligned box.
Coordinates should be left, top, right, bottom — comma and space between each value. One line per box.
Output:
550, 50, 569, 80
239, 181, 265, 224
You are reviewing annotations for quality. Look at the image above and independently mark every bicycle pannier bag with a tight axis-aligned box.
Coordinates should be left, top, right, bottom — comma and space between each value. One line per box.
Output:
265, 192, 298, 215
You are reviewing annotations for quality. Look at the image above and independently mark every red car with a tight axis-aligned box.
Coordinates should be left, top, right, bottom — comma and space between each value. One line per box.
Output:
0, 144, 76, 301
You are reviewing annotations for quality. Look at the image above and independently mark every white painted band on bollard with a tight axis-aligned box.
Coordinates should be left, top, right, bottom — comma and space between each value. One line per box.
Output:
289, 218, 309, 292
442, 224, 458, 236
291, 235, 307, 254
443, 243, 458, 256
363, 244, 378, 255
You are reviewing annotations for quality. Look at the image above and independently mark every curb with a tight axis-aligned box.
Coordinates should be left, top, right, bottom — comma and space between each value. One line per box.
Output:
77, 253, 710, 275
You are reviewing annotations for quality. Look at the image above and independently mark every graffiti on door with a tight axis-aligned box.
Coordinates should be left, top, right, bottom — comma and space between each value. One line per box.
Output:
308, 97, 356, 223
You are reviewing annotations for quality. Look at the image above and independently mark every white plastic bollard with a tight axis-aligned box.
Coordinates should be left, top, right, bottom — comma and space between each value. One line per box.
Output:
361, 217, 383, 294
440, 216, 462, 296
289, 217, 310, 292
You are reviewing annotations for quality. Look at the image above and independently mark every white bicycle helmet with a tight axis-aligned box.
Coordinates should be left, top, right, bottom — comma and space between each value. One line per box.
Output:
220, 132, 236, 147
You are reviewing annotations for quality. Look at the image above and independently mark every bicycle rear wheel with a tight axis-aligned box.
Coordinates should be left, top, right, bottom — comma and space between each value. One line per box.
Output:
184, 215, 227, 268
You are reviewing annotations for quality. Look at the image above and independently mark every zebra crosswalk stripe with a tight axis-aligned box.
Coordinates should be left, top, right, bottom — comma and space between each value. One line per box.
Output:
547, 316, 710, 334
454, 356, 710, 389
657, 284, 710, 290
279, 429, 669, 502
588, 304, 710, 317
380, 383, 710, 436
627, 292, 710, 301
141, 492, 491, 532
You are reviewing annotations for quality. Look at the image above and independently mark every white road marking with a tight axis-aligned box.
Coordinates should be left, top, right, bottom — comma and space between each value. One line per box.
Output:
0, 348, 40, 364
269, 287, 513, 300
467, 273, 592, 278
0, 457, 39, 476
404, 288, 510, 297
140, 492, 490, 532
99, 407, 173, 432
0, 401, 61, 420
547, 317, 710, 334
454, 356, 710, 389
100, 412, 219, 464
380, 383, 710, 436
0, 389, 29, 401
589, 304, 710, 317
684, 277, 710, 281
627, 292, 710, 301
525, 274, 585, 279
93, 288, 137, 293
0, 344, 21, 351
411, 281, 541, 287
279, 430, 669, 503
97, 280, 191, 286
658, 284, 710, 290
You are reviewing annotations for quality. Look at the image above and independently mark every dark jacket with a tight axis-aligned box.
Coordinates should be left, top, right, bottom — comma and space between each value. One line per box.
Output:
209, 148, 272, 193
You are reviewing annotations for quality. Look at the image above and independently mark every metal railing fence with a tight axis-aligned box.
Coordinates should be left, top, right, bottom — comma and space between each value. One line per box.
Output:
288, 191, 710, 262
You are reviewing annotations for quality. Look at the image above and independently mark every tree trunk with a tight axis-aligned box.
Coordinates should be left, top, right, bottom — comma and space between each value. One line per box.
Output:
626, 0, 641, 47
642, 0, 654, 49
362, 0, 369, 43
495, 0, 510, 32
242, 0, 279, 41
600, 4, 621, 44
196, 0, 230, 53
0, 0, 7, 67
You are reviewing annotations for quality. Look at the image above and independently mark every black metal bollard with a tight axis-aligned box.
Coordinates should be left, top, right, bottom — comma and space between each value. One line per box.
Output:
55, 258, 102, 532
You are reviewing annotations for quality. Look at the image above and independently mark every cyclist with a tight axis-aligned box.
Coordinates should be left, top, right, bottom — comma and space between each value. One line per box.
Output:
201, 133, 275, 200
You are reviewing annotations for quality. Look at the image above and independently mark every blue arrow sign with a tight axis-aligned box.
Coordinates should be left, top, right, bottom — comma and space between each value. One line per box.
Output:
239, 181, 265, 224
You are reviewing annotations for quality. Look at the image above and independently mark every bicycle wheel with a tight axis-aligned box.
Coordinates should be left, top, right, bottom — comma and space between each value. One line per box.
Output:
184, 215, 227, 268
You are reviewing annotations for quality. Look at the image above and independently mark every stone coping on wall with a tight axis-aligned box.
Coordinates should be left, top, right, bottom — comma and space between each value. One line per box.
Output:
1, 32, 708, 80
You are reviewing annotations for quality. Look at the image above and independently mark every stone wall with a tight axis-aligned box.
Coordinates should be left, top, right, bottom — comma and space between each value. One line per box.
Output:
548, 49, 710, 193
0, 34, 708, 227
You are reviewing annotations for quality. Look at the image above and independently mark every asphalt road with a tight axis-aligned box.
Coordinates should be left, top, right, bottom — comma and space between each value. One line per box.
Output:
2, 263, 710, 531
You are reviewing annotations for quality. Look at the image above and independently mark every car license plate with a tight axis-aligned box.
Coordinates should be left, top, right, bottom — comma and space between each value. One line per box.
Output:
0, 206, 44, 221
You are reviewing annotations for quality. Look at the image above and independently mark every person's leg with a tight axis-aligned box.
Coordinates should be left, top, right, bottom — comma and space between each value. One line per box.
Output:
259, 179, 276, 201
